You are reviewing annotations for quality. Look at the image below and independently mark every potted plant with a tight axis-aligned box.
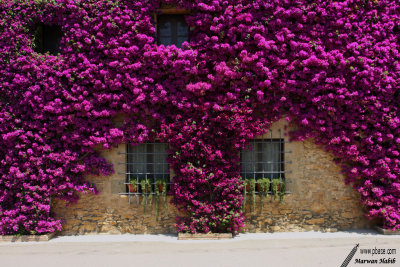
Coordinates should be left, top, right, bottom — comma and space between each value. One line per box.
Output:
242, 179, 247, 211
155, 179, 166, 194
155, 179, 167, 220
247, 179, 256, 212
242, 179, 256, 211
279, 180, 286, 204
245, 179, 252, 193
271, 178, 280, 201
141, 179, 152, 194
140, 179, 153, 214
271, 179, 286, 203
242, 179, 251, 211
129, 179, 137, 193
257, 178, 270, 211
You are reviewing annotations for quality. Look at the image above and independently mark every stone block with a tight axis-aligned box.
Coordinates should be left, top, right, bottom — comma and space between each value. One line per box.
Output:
178, 233, 232, 240
0, 233, 56, 242
375, 226, 400, 235
270, 226, 281, 232
341, 212, 355, 218
307, 218, 325, 225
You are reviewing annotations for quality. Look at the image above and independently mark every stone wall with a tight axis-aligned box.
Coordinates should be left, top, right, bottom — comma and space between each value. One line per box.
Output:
52, 144, 180, 235
52, 120, 373, 235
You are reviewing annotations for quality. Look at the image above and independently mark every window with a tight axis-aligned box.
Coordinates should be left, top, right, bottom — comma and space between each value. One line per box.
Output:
157, 14, 189, 48
126, 143, 169, 193
33, 24, 62, 55
241, 138, 285, 181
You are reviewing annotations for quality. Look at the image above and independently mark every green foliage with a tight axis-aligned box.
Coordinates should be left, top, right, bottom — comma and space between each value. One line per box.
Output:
272, 178, 280, 200
257, 178, 270, 211
272, 179, 286, 203
155, 179, 167, 220
140, 180, 152, 215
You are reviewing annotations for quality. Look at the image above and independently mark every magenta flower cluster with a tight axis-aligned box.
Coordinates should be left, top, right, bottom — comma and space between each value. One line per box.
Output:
0, 0, 399, 235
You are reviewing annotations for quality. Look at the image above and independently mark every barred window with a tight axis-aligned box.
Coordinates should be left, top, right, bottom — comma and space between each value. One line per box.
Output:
126, 143, 169, 195
157, 14, 189, 48
241, 138, 285, 180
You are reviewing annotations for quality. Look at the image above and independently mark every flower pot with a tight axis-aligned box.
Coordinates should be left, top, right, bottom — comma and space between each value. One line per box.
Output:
128, 184, 137, 193
246, 183, 251, 193
256, 183, 261, 192
142, 184, 150, 193
257, 184, 269, 194
157, 184, 164, 193
272, 180, 281, 193
256, 178, 270, 194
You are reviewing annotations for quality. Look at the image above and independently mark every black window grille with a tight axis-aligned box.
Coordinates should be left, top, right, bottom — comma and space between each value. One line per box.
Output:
33, 24, 62, 55
157, 15, 189, 48
241, 135, 287, 181
126, 143, 169, 192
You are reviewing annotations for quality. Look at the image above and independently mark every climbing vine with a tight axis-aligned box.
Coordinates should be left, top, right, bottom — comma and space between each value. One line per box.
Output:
0, 0, 399, 234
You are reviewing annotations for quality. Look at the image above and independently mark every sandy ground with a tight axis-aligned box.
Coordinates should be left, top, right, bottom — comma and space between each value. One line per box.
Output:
0, 230, 399, 267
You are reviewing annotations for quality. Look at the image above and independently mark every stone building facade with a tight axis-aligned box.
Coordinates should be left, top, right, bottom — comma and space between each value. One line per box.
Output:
52, 120, 373, 235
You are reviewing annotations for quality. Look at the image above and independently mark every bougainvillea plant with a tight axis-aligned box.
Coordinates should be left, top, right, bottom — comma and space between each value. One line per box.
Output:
0, 0, 399, 235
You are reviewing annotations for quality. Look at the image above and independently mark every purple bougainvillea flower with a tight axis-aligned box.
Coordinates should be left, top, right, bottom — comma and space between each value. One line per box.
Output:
0, 0, 399, 235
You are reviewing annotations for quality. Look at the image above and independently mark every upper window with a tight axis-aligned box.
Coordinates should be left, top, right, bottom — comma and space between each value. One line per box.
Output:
33, 24, 62, 55
126, 143, 170, 186
241, 138, 285, 180
157, 15, 189, 48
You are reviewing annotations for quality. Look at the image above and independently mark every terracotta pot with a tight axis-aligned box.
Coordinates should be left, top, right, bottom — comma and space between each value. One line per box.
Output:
272, 184, 280, 195
142, 184, 150, 193
128, 184, 137, 193
158, 184, 164, 193
246, 182, 251, 193
256, 183, 261, 192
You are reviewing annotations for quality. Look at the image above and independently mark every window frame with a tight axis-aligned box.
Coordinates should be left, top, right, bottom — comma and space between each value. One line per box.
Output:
240, 137, 286, 182
125, 142, 170, 194
155, 6, 190, 48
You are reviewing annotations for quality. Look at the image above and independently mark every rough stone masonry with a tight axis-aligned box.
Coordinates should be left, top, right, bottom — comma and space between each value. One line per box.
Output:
53, 120, 373, 235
